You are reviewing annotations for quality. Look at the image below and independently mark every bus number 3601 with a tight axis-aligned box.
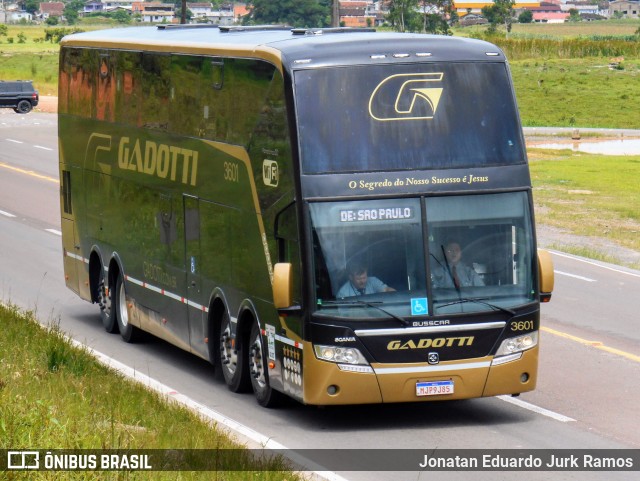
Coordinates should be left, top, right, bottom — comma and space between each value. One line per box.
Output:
224, 161, 239, 182
511, 320, 534, 331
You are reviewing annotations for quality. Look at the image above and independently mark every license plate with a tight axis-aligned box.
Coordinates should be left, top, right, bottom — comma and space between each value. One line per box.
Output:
416, 380, 454, 397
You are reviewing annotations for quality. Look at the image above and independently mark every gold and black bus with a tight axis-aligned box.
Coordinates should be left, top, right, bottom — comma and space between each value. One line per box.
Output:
58, 25, 554, 407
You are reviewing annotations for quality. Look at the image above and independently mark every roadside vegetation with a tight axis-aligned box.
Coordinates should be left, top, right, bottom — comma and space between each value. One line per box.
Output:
0, 303, 301, 480
528, 148, 640, 268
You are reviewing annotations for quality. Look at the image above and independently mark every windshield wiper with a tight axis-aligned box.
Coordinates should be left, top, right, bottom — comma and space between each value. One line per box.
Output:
440, 298, 516, 316
321, 300, 410, 326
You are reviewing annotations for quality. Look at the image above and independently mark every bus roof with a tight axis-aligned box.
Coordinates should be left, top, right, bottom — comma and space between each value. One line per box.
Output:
60, 26, 506, 72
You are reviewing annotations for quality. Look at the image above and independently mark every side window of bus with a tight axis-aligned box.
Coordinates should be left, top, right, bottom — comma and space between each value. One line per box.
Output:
275, 203, 301, 305
96, 52, 115, 122
63, 48, 95, 119
114, 51, 143, 127
141, 53, 171, 131
170, 55, 207, 136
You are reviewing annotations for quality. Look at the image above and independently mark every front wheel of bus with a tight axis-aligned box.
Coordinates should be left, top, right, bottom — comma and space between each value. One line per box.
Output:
115, 274, 142, 343
219, 313, 250, 392
98, 269, 118, 333
249, 322, 284, 408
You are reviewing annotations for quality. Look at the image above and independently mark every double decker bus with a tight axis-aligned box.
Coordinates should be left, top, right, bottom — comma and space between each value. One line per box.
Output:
58, 25, 554, 407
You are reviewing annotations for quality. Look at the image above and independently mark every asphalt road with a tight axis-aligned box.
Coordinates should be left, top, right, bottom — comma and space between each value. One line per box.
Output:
1, 112, 639, 481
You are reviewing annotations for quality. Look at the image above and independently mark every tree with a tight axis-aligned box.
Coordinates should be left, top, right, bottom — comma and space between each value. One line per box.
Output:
64, 0, 85, 25
243, 0, 331, 28
387, 0, 420, 33
481, 0, 515, 34
112, 10, 131, 24
24, 0, 40, 15
416, 0, 455, 34
518, 10, 533, 24
568, 8, 582, 22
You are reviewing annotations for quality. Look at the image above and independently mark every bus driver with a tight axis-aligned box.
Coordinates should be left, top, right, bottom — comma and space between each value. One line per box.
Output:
336, 259, 395, 298
434, 240, 484, 288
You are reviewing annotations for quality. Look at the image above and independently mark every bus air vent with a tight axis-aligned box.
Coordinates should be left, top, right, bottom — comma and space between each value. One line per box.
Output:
219, 25, 290, 33
291, 27, 376, 36
157, 24, 220, 30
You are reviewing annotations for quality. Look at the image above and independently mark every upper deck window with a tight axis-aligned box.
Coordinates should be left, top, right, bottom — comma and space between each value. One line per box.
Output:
294, 62, 525, 174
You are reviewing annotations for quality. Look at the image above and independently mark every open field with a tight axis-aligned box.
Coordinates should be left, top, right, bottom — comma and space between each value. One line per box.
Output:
509, 19, 640, 38
0, 303, 300, 480
529, 148, 640, 268
456, 19, 640, 38
511, 57, 640, 128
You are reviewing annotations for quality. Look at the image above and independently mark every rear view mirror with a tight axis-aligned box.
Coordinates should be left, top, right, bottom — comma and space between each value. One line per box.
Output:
537, 249, 554, 302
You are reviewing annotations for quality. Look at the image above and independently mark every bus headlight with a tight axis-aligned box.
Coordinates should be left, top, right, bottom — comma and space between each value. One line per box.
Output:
314, 345, 369, 365
494, 331, 538, 358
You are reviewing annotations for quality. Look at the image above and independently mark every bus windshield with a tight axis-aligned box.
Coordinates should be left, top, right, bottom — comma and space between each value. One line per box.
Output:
310, 192, 535, 318
294, 62, 525, 174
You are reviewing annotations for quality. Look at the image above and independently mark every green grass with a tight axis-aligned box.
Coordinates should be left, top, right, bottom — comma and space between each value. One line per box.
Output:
0, 303, 302, 480
511, 58, 640, 129
529, 148, 640, 265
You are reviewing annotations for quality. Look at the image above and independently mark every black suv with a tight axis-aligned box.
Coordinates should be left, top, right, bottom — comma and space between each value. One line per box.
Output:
0, 80, 39, 114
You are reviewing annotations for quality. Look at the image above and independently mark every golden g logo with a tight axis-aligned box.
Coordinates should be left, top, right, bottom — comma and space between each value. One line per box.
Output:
369, 73, 444, 121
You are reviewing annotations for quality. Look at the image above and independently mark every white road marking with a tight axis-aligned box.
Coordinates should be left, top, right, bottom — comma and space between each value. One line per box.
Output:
550, 250, 640, 279
64, 338, 350, 481
554, 270, 596, 282
34, 145, 53, 151
45, 229, 62, 236
497, 395, 576, 423
0, 209, 17, 218
6, 138, 23, 144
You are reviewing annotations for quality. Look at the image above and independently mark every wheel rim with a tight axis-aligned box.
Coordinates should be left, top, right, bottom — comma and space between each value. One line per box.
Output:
98, 276, 111, 316
220, 323, 238, 376
250, 329, 267, 390
118, 280, 128, 328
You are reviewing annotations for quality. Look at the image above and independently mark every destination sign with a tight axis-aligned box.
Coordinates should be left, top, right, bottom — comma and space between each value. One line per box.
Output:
340, 207, 414, 222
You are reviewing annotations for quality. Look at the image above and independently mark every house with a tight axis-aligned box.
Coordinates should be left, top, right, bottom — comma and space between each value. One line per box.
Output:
453, 0, 540, 17
560, 3, 601, 16
138, 3, 175, 23
187, 2, 215, 19
39, 2, 65, 20
609, 0, 640, 18
1, 9, 34, 23
339, 1, 385, 27
533, 11, 570, 22
234, 3, 250, 23
83, 1, 105, 15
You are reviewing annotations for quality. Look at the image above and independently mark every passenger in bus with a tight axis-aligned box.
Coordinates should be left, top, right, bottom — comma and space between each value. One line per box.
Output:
336, 259, 395, 298
433, 240, 484, 288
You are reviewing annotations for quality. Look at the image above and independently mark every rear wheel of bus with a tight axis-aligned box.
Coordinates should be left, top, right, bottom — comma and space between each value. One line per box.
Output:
115, 273, 142, 343
249, 322, 284, 408
219, 312, 250, 392
98, 268, 118, 333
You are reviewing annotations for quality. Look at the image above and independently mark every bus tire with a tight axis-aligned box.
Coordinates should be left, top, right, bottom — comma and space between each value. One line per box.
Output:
115, 273, 142, 343
98, 269, 118, 333
219, 312, 250, 392
249, 322, 284, 408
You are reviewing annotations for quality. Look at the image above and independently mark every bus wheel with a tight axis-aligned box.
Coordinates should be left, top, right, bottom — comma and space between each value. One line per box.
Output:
115, 274, 141, 343
219, 313, 250, 392
98, 269, 118, 333
249, 322, 284, 408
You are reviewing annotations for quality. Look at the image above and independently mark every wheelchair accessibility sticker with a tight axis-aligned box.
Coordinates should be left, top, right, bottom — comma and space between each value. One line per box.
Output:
411, 298, 429, 316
